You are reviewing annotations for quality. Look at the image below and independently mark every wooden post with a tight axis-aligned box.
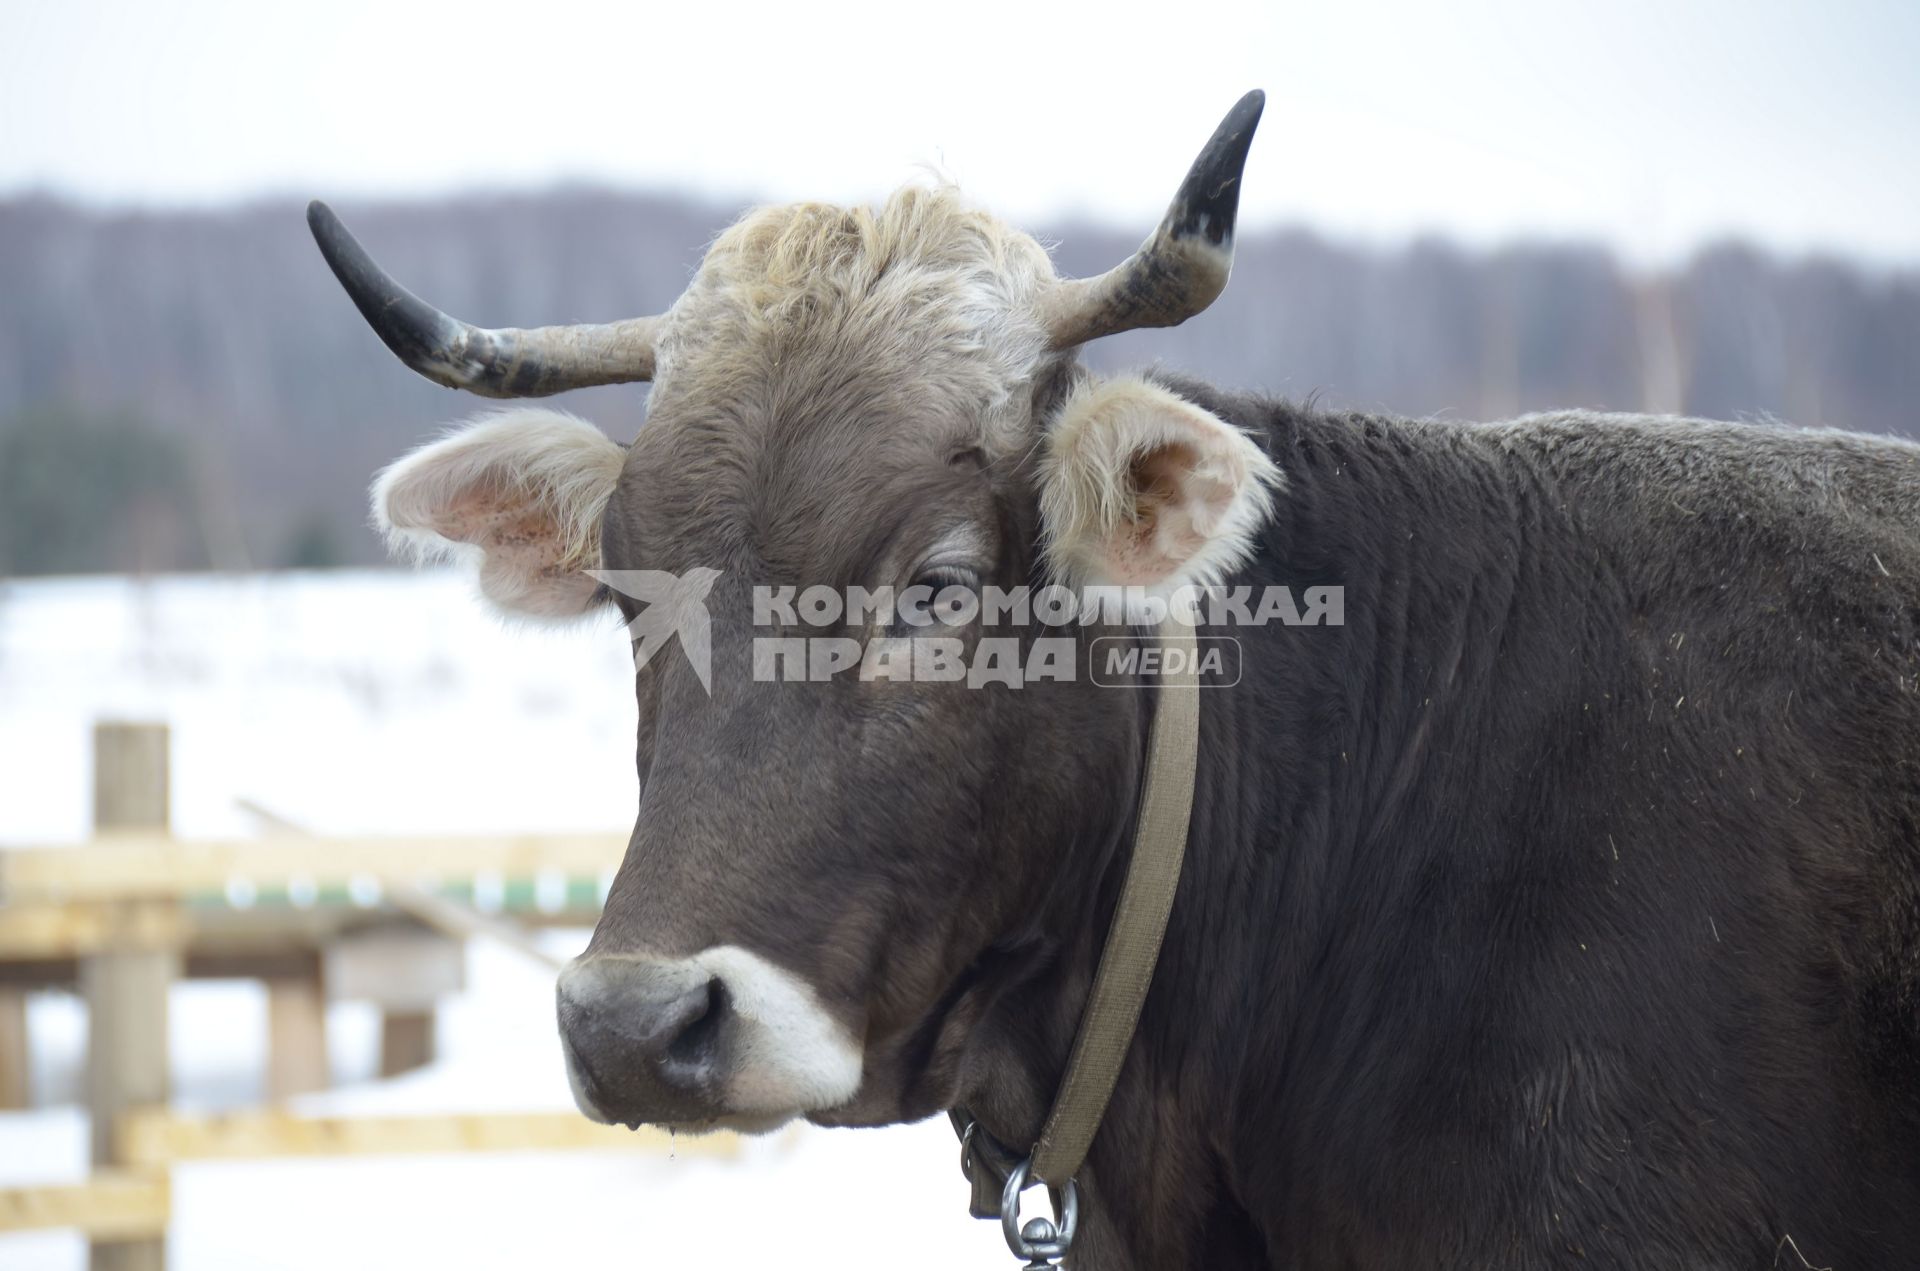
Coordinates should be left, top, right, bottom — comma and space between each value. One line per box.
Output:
265, 973, 329, 1099
0, 988, 28, 1108
86, 722, 178, 1271
378, 1010, 435, 1078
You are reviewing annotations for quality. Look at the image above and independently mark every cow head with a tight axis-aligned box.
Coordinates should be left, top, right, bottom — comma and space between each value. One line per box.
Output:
314, 92, 1278, 1134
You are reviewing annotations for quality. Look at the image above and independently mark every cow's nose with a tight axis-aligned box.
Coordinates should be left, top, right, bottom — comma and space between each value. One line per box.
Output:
556, 956, 732, 1125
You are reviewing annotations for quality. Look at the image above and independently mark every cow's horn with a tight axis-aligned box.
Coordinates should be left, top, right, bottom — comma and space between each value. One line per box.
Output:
1039, 90, 1265, 351
307, 201, 660, 397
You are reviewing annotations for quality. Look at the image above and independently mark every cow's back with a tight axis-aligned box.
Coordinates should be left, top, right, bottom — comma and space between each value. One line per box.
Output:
1172, 384, 1920, 1267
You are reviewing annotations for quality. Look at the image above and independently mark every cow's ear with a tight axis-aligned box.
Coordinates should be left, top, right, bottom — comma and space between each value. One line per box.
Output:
372, 409, 627, 620
1039, 376, 1281, 594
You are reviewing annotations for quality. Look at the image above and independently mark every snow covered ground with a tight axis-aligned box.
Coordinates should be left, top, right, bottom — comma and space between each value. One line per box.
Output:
0, 568, 1007, 1270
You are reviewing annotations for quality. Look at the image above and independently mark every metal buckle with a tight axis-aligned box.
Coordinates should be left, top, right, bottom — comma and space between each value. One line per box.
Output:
999, 1157, 1078, 1269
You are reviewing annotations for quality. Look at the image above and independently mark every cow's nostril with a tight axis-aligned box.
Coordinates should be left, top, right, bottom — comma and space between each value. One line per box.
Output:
557, 960, 744, 1124
665, 977, 728, 1067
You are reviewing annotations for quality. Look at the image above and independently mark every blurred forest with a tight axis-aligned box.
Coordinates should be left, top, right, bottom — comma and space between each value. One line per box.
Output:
1, 189, 1915, 575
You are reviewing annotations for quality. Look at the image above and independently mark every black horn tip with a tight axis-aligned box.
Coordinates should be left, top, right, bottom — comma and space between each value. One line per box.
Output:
306, 199, 362, 274
1168, 89, 1266, 247
305, 199, 387, 312
305, 197, 469, 387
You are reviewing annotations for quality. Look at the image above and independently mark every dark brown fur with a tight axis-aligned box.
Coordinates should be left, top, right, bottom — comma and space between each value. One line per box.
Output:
586, 359, 1920, 1266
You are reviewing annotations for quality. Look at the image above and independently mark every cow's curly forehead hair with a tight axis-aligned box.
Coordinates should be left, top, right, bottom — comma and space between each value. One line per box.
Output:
649, 183, 1060, 456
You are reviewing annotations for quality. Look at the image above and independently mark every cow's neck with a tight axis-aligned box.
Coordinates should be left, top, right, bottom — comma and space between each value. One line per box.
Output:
965, 394, 1536, 1266
960, 625, 1308, 1264
959, 639, 1154, 1139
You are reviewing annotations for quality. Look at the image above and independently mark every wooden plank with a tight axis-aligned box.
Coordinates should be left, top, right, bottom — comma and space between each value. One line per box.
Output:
180, 904, 368, 950
0, 1171, 170, 1238
0, 987, 27, 1108
0, 901, 570, 975
87, 722, 175, 1271
224, 802, 569, 973
0, 905, 95, 960
0, 902, 186, 961
0, 833, 623, 903
265, 975, 329, 1100
0, 946, 338, 989
118, 1109, 740, 1165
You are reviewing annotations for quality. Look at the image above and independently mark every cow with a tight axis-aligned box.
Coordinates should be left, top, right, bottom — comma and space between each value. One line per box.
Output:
310, 91, 1920, 1268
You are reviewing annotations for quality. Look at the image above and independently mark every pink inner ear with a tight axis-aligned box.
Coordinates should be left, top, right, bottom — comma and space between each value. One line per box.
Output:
436, 482, 562, 553
452, 487, 595, 615
1104, 440, 1219, 586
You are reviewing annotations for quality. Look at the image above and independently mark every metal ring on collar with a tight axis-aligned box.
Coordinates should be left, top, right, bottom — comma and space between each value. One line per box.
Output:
1000, 1157, 1079, 1266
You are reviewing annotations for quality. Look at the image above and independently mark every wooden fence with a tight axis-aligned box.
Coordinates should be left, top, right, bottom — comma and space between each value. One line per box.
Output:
0, 722, 730, 1268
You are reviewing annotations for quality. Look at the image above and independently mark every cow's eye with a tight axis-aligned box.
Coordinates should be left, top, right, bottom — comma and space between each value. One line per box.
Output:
892, 564, 981, 633
914, 564, 978, 594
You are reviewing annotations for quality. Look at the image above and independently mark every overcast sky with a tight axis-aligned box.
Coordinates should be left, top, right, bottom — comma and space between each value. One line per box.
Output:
3, 0, 1916, 266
